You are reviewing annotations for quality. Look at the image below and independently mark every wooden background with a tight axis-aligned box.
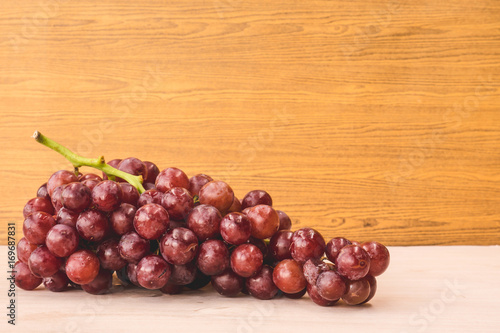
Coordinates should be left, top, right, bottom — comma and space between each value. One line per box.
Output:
0, 0, 499, 245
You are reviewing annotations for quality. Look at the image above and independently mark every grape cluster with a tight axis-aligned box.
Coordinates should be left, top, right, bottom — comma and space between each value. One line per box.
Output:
16, 157, 390, 306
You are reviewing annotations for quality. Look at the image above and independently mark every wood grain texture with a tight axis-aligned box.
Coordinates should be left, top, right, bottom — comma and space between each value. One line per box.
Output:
0, 0, 499, 245
2, 246, 500, 332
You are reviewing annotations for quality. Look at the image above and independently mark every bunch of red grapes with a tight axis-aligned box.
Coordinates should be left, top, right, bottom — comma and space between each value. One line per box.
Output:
16, 157, 390, 306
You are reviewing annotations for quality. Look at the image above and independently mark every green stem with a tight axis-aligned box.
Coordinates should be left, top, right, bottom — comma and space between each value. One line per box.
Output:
33, 130, 146, 194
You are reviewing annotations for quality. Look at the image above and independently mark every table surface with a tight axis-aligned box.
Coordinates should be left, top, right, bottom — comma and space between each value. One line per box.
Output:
2, 245, 499, 332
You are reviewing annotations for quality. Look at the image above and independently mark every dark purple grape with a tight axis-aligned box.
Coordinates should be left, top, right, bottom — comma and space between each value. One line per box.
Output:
188, 174, 213, 196
342, 278, 371, 305
65, 250, 100, 285
15, 262, 42, 290
110, 203, 137, 236
360, 275, 377, 304
277, 210, 292, 230
160, 282, 183, 295
92, 180, 123, 212
198, 181, 234, 214
127, 263, 140, 287
97, 238, 127, 271
246, 265, 279, 300
290, 228, 326, 263
268, 230, 293, 262
17, 237, 38, 264
119, 182, 140, 206
220, 212, 251, 245
325, 237, 352, 262
102, 159, 122, 180
23, 197, 55, 218
196, 239, 229, 276
46, 224, 79, 257
56, 207, 79, 228
118, 231, 150, 264
137, 189, 164, 207
241, 190, 273, 210
245, 205, 279, 239
47, 170, 78, 197
43, 270, 70, 292
155, 167, 189, 193
50, 185, 65, 212
316, 271, 347, 301
231, 244, 263, 278
117, 157, 147, 181
185, 270, 211, 290
307, 283, 338, 306
228, 196, 242, 213
28, 246, 62, 278
144, 161, 160, 184
335, 245, 371, 281
361, 241, 390, 276
283, 288, 306, 299
133, 203, 170, 240
61, 182, 92, 212
143, 182, 156, 190
116, 266, 131, 286
82, 268, 113, 295
23, 211, 56, 245
79, 173, 102, 182
160, 227, 198, 265
211, 270, 244, 297
161, 187, 194, 221
186, 204, 222, 241
76, 210, 110, 242
169, 262, 197, 285
136, 255, 171, 290
37, 183, 50, 200
272, 259, 306, 294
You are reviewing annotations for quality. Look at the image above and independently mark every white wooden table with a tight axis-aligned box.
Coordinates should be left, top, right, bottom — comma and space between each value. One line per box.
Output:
2, 246, 499, 332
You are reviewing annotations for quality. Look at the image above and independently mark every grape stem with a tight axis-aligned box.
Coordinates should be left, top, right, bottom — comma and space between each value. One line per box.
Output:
33, 130, 146, 193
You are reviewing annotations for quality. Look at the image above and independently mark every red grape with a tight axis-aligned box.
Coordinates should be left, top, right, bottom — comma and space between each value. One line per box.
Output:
17, 237, 38, 264
307, 283, 338, 307
276, 210, 292, 230
118, 157, 147, 181
92, 180, 123, 212
198, 181, 234, 214
342, 278, 371, 305
188, 174, 213, 196
23, 211, 56, 245
220, 212, 252, 245
161, 187, 194, 221
335, 245, 371, 281
55, 207, 79, 228
290, 228, 326, 263
211, 270, 244, 297
118, 231, 150, 264
268, 230, 293, 262
160, 227, 198, 265
82, 268, 113, 295
245, 205, 280, 239
169, 262, 197, 285
325, 237, 352, 262
316, 270, 346, 301
23, 197, 54, 218
65, 250, 100, 285
361, 241, 390, 276
272, 259, 306, 294
133, 203, 170, 240
196, 239, 229, 276
46, 224, 79, 257
245, 265, 279, 300
120, 182, 140, 206
15, 261, 42, 290
137, 189, 164, 207
110, 203, 137, 235
28, 246, 62, 278
62, 182, 92, 212
136, 255, 171, 290
37, 183, 50, 200
143, 161, 160, 184
186, 204, 221, 241
43, 271, 69, 292
155, 167, 189, 193
50, 185, 65, 212
97, 238, 127, 271
228, 196, 242, 213
241, 190, 272, 210
47, 170, 78, 197
230, 244, 263, 278
76, 210, 110, 242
